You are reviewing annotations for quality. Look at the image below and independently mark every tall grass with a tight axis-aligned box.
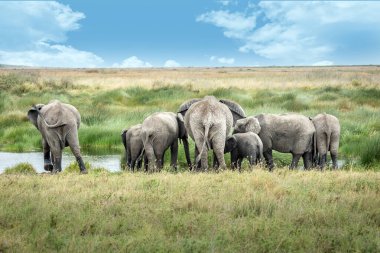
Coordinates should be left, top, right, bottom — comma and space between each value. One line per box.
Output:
0, 171, 378, 252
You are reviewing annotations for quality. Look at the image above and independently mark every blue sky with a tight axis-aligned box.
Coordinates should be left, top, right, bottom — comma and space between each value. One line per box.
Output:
0, 0, 380, 67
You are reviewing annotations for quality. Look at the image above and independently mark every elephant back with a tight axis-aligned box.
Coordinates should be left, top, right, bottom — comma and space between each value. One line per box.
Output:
39, 101, 78, 128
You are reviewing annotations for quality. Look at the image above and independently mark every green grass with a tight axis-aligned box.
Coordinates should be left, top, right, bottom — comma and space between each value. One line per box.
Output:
0, 70, 380, 169
0, 170, 379, 252
3, 163, 36, 175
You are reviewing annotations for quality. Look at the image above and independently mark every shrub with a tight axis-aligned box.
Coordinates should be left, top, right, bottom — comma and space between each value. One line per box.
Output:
3, 163, 36, 174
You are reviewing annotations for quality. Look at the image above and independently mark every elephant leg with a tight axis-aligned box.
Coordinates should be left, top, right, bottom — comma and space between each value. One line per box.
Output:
43, 139, 53, 172
290, 154, 302, 170
130, 160, 136, 172
50, 147, 62, 173
144, 155, 148, 172
320, 154, 327, 170
211, 136, 227, 170
182, 138, 192, 170
230, 150, 238, 170
67, 129, 87, 174
136, 157, 143, 171
302, 151, 313, 170
331, 153, 338, 169
330, 133, 339, 170
126, 149, 132, 170
170, 140, 178, 171
263, 149, 274, 171
237, 158, 242, 172
248, 153, 256, 167
193, 146, 201, 171
155, 150, 164, 172
144, 141, 156, 172
213, 152, 219, 169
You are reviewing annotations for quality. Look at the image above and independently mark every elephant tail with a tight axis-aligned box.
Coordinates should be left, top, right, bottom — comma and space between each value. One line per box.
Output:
136, 148, 145, 164
313, 131, 317, 166
259, 144, 264, 163
195, 123, 211, 165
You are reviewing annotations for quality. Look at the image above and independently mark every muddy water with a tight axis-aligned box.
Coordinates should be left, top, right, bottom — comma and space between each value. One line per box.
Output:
0, 152, 121, 173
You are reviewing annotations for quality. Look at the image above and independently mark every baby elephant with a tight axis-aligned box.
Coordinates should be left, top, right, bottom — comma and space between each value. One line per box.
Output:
224, 132, 263, 170
121, 124, 145, 171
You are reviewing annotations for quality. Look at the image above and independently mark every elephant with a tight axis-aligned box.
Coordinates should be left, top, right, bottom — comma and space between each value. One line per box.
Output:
141, 112, 191, 172
224, 132, 264, 170
27, 100, 87, 174
234, 114, 316, 171
311, 113, 340, 169
121, 124, 146, 171
177, 96, 246, 171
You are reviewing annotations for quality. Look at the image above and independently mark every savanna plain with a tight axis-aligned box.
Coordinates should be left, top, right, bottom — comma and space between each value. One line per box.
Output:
0, 67, 379, 252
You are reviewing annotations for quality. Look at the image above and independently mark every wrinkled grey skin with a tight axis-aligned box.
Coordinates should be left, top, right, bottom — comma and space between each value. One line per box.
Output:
224, 132, 263, 170
235, 114, 316, 171
27, 100, 87, 174
121, 124, 146, 171
141, 112, 191, 172
178, 96, 246, 171
311, 113, 340, 169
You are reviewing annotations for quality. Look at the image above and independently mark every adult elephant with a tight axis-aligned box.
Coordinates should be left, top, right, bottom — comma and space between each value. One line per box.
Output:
234, 114, 316, 171
27, 100, 87, 174
311, 113, 340, 169
178, 96, 246, 171
141, 112, 191, 172
121, 124, 145, 171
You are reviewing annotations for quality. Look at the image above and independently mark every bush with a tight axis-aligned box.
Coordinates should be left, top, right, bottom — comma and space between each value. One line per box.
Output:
3, 163, 37, 175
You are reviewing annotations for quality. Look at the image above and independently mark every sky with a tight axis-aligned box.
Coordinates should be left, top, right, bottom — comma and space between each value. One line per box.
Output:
0, 0, 380, 68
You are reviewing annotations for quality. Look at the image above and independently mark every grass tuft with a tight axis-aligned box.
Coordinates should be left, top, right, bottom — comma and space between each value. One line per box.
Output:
3, 163, 36, 174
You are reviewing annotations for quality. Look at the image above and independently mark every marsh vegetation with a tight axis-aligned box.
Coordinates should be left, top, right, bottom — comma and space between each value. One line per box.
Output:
1, 67, 380, 252
0, 67, 379, 169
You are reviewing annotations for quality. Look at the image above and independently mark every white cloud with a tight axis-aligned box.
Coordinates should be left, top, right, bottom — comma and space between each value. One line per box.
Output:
0, 1, 103, 67
0, 42, 103, 68
164, 59, 181, 68
198, 1, 380, 65
312, 60, 334, 66
113, 56, 152, 68
196, 10, 256, 40
210, 56, 235, 65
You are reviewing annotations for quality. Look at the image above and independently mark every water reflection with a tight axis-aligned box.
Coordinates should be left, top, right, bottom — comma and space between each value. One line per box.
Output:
0, 152, 121, 173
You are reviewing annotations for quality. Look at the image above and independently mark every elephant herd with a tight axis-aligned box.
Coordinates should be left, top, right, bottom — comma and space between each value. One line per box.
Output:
28, 97, 340, 174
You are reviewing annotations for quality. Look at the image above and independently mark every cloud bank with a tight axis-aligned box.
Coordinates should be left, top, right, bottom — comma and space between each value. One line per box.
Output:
198, 1, 380, 65
0, 1, 103, 67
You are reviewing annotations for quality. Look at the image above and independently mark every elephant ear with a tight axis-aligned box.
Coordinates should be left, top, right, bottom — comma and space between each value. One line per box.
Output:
246, 117, 261, 134
27, 104, 44, 129
219, 99, 246, 124
177, 98, 201, 116
121, 129, 128, 149
176, 113, 187, 139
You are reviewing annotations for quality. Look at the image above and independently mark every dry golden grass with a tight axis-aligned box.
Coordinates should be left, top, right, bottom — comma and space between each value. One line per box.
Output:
0, 170, 379, 252
1, 66, 379, 90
